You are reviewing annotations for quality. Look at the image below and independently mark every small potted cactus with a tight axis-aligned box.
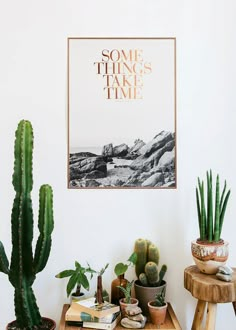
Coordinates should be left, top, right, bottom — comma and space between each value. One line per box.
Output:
192, 170, 231, 274
148, 288, 167, 325
133, 238, 167, 316
0, 120, 55, 329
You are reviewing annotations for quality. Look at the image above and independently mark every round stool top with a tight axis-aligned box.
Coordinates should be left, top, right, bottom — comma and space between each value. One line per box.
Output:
184, 265, 236, 303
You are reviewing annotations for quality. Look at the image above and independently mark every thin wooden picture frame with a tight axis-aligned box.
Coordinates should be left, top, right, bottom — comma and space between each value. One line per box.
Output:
67, 37, 177, 189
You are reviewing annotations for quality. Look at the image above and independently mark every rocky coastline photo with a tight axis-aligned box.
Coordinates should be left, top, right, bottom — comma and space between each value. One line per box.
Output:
69, 130, 176, 188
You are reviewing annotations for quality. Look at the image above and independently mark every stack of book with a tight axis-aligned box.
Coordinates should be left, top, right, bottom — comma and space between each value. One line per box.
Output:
65, 297, 121, 329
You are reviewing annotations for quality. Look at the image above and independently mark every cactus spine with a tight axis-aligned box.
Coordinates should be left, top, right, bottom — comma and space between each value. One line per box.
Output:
0, 120, 54, 329
134, 238, 167, 287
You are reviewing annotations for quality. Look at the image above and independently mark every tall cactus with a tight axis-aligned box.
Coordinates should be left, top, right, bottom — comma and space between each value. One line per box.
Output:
0, 120, 54, 329
134, 238, 167, 287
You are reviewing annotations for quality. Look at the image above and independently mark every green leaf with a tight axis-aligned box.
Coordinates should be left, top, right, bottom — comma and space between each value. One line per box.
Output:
114, 263, 128, 276
67, 272, 78, 297
55, 269, 74, 278
79, 272, 90, 290
128, 252, 137, 265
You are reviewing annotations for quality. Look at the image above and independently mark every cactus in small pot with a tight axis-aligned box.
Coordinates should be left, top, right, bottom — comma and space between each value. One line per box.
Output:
192, 170, 231, 274
0, 120, 55, 329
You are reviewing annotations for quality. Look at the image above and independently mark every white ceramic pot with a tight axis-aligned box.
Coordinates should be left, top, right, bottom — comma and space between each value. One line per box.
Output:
191, 240, 229, 274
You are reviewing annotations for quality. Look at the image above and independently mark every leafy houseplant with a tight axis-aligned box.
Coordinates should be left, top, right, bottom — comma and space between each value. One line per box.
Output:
111, 252, 137, 304
0, 120, 55, 329
192, 170, 231, 274
133, 238, 167, 316
148, 288, 167, 325
55, 261, 96, 299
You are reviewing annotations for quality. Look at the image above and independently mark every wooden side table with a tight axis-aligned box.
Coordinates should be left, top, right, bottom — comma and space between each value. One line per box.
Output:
59, 303, 182, 330
184, 265, 236, 330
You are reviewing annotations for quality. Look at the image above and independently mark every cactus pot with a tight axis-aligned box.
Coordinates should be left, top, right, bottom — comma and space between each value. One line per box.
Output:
191, 239, 229, 274
7, 317, 56, 330
134, 280, 166, 316
147, 301, 167, 325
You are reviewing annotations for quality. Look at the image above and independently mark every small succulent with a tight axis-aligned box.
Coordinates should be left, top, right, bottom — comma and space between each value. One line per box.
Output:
153, 288, 166, 307
117, 280, 134, 304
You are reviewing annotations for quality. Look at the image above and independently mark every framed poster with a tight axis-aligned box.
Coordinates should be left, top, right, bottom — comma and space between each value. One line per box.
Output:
68, 37, 176, 189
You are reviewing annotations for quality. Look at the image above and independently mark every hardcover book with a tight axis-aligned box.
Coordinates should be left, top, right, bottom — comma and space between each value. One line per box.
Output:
66, 311, 121, 330
71, 297, 120, 318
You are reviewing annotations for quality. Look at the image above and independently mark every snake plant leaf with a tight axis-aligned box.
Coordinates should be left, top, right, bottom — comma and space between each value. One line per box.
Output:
0, 241, 9, 274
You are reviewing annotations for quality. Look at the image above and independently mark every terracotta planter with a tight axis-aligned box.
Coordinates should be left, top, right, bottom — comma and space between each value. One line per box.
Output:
7, 317, 56, 330
191, 239, 229, 274
119, 297, 139, 317
134, 280, 166, 316
148, 301, 167, 325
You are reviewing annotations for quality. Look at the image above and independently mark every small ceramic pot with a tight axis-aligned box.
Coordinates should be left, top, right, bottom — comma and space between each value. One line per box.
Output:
191, 239, 229, 274
119, 298, 139, 317
134, 280, 166, 316
148, 301, 168, 325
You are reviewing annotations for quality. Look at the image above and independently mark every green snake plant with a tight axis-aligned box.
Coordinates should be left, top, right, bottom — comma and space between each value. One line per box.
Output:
196, 170, 230, 243
0, 120, 54, 329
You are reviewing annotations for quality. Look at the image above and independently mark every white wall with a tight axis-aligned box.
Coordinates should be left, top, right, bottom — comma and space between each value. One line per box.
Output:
0, 1, 236, 329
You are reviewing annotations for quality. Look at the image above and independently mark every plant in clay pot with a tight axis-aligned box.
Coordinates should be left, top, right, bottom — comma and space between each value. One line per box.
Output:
148, 288, 167, 326
133, 238, 167, 316
192, 170, 231, 274
0, 120, 56, 329
111, 252, 137, 304
117, 280, 138, 316
55, 261, 96, 301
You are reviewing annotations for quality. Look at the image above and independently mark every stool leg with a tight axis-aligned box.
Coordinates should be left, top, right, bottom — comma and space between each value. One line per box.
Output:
205, 303, 217, 330
192, 300, 206, 330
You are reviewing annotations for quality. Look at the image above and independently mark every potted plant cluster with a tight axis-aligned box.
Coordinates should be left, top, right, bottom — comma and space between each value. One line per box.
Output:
0, 120, 56, 329
55, 261, 96, 301
192, 170, 231, 274
133, 238, 167, 316
148, 288, 167, 325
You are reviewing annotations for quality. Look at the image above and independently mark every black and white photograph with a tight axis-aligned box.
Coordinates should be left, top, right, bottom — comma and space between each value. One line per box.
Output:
68, 38, 176, 189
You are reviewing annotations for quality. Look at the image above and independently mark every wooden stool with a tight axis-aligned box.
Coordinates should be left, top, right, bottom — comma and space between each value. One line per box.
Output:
184, 265, 236, 330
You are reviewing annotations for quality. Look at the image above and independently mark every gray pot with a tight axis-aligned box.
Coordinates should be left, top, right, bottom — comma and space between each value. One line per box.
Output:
134, 280, 166, 316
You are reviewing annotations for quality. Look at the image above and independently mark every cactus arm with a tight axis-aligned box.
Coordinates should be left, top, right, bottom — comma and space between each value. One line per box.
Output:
157, 264, 167, 286
34, 184, 54, 273
145, 261, 159, 286
139, 273, 148, 286
214, 175, 220, 242
148, 244, 159, 265
0, 241, 9, 274
9, 120, 34, 287
134, 238, 147, 278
